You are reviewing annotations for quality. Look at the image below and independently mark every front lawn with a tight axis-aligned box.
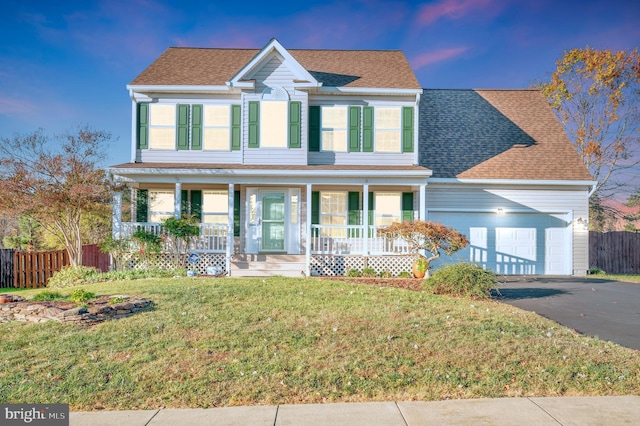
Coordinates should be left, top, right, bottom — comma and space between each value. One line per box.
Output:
1, 277, 638, 410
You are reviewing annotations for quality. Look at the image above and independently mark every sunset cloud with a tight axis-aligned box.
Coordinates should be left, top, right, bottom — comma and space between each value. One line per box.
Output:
411, 47, 468, 70
416, 0, 503, 26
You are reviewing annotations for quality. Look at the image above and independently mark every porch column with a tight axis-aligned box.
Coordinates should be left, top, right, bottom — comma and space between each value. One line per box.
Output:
112, 191, 123, 239
305, 183, 312, 277
419, 184, 427, 220
227, 184, 234, 276
174, 181, 182, 218
130, 187, 136, 222
363, 183, 369, 256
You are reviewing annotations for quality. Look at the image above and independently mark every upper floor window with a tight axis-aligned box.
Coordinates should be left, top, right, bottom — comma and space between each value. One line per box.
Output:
149, 104, 176, 149
203, 105, 230, 151
261, 101, 288, 148
375, 107, 401, 153
321, 106, 348, 152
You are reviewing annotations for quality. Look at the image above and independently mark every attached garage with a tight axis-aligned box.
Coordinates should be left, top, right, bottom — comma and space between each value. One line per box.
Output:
428, 211, 572, 275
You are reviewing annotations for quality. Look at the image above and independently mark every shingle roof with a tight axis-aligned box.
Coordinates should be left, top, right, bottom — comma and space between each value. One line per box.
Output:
419, 89, 593, 181
129, 47, 420, 89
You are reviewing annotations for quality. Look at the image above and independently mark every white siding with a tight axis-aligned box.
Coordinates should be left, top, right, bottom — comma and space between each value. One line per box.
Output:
308, 152, 414, 166
425, 184, 590, 275
251, 55, 298, 93
139, 150, 242, 164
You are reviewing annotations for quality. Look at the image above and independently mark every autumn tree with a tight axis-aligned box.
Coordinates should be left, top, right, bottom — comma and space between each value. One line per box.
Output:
379, 221, 469, 267
537, 47, 640, 227
0, 127, 113, 266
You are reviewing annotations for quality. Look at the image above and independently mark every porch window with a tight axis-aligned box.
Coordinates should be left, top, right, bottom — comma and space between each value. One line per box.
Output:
319, 192, 347, 238
203, 106, 230, 150
202, 190, 229, 224
375, 107, 401, 152
374, 192, 402, 226
321, 106, 348, 152
260, 101, 288, 148
149, 190, 174, 222
149, 104, 176, 149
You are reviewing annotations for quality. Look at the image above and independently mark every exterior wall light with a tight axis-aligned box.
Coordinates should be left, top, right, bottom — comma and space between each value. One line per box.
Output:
496, 208, 505, 215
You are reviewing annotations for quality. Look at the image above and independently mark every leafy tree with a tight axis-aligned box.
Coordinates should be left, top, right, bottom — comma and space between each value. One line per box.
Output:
378, 221, 469, 268
162, 215, 200, 268
0, 127, 113, 266
2, 216, 41, 250
537, 47, 640, 225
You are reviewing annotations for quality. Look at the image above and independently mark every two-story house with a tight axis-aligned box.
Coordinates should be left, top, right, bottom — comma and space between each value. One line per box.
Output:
107, 39, 595, 277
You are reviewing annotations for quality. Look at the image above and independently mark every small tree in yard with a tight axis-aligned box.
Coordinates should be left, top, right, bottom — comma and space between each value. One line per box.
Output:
162, 215, 200, 268
379, 221, 469, 275
0, 127, 113, 266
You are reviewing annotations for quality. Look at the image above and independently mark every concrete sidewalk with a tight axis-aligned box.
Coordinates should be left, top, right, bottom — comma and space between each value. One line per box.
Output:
70, 396, 640, 425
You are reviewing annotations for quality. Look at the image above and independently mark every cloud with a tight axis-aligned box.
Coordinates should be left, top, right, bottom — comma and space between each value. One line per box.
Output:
0, 97, 34, 116
411, 47, 468, 70
416, 0, 503, 26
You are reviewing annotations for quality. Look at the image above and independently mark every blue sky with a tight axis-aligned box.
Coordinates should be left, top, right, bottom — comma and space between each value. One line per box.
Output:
1, 0, 638, 166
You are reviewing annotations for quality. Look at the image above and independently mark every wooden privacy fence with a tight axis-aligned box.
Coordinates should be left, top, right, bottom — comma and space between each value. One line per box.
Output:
589, 231, 640, 274
0, 244, 110, 289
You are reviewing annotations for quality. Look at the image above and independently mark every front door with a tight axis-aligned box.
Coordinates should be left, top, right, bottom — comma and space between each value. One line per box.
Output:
261, 192, 285, 251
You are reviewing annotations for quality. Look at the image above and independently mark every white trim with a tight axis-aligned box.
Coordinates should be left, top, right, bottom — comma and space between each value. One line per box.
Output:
128, 85, 232, 93
130, 91, 138, 162
306, 184, 312, 276
428, 178, 597, 187
228, 39, 320, 89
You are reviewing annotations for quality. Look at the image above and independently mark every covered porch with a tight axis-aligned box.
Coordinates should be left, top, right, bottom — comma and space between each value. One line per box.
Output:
107, 164, 432, 276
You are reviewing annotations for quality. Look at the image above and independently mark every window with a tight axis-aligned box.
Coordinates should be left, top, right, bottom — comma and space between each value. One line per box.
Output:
261, 101, 288, 148
149, 104, 176, 149
202, 190, 229, 224
320, 192, 347, 226
375, 107, 401, 152
203, 105, 230, 150
374, 192, 401, 226
149, 190, 174, 222
321, 106, 348, 151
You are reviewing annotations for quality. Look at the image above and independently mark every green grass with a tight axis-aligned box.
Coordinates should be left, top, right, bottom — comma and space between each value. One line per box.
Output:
1, 277, 639, 410
588, 274, 640, 284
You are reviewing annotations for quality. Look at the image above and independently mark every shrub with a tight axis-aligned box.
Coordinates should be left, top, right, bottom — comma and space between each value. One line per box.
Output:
346, 269, 362, 277
424, 263, 497, 299
48, 266, 101, 289
362, 267, 377, 277
378, 270, 393, 278
69, 288, 96, 304
32, 290, 66, 301
397, 271, 412, 278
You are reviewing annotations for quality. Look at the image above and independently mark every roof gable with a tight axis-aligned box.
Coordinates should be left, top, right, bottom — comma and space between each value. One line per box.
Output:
419, 89, 592, 181
229, 39, 319, 89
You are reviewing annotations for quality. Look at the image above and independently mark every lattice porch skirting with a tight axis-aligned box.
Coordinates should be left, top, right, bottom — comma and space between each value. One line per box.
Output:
122, 253, 227, 275
311, 255, 414, 277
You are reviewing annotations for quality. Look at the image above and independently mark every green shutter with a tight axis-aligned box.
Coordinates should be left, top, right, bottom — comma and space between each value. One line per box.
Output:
231, 105, 241, 151
190, 190, 202, 221
368, 192, 374, 237
363, 106, 374, 152
181, 190, 188, 216
308, 106, 320, 152
289, 101, 301, 148
311, 191, 320, 225
177, 104, 189, 150
348, 106, 361, 152
233, 190, 241, 237
348, 192, 360, 225
136, 189, 148, 222
248, 101, 260, 148
402, 192, 414, 222
137, 103, 149, 149
191, 104, 203, 150
402, 106, 414, 153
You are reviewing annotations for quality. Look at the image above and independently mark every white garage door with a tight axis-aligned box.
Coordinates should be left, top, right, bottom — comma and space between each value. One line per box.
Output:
428, 212, 571, 275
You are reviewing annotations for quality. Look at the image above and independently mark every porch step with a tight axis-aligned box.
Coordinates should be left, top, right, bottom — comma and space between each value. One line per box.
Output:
230, 254, 306, 277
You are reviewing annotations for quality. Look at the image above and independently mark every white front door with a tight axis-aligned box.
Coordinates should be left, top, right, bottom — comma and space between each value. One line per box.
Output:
246, 188, 300, 254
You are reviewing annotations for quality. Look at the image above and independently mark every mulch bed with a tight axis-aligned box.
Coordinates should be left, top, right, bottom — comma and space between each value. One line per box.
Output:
313, 277, 424, 291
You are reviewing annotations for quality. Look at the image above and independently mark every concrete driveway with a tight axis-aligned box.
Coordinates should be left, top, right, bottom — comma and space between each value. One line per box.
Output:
495, 276, 640, 351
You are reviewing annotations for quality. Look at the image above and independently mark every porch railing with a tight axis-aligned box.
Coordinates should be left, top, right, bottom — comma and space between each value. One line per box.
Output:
310, 225, 410, 255
120, 222, 228, 253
